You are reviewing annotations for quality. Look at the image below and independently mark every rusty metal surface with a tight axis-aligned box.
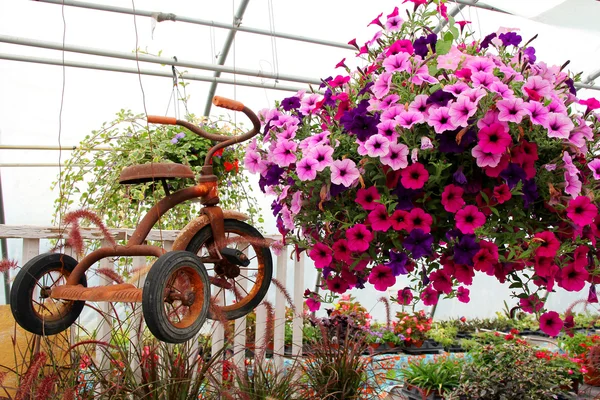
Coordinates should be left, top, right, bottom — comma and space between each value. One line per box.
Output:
66, 244, 165, 285
201, 206, 226, 251
171, 210, 248, 251
51, 283, 142, 302
127, 183, 213, 246
119, 163, 195, 184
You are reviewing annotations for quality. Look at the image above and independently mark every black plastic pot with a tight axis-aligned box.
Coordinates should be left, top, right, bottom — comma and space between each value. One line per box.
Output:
401, 385, 445, 400
402, 339, 444, 355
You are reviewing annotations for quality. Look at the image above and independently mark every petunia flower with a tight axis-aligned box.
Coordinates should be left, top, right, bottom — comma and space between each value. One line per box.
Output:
397, 287, 413, 305
383, 52, 411, 73
533, 231, 560, 258
346, 224, 373, 252
430, 269, 453, 294
455, 205, 486, 235
539, 311, 563, 337
296, 157, 319, 181
386, 251, 409, 276
368, 204, 392, 232
500, 163, 526, 189
545, 113, 574, 139
471, 145, 502, 168
326, 275, 349, 294
400, 162, 429, 189
449, 96, 477, 127
330, 158, 360, 187
496, 97, 527, 123
403, 229, 433, 259
406, 208, 433, 233
372, 72, 393, 99
441, 184, 465, 213
390, 210, 409, 231
420, 136, 433, 150
587, 158, 600, 180
356, 186, 380, 210
368, 265, 396, 291
332, 239, 352, 264
377, 120, 399, 142
471, 71, 498, 89
558, 261, 589, 292
308, 144, 334, 172
421, 285, 439, 306
492, 183, 511, 204
381, 142, 409, 170
396, 110, 425, 128
566, 196, 598, 227
453, 235, 480, 266
427, 106, 456, 133
477, 122, 512, 155
520, 294, 543, 314
309, 242, 332, 269
271, 140, 298, 167
306, 297, 321, 312
457, 286, 470, 303
365, 134, 390, 157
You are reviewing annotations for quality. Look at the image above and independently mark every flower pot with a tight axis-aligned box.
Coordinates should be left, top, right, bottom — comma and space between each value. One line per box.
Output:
402, 339, 444, 355
584, 365, 600, 386
368, 343, 381, 350
401, 384, 445, 400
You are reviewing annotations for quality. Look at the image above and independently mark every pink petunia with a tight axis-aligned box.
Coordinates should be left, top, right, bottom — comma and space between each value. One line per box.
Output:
356, 186, 381, 210
493, 184, 511, 204
406, 208, 433, 233
457, 286, 470, 303
396, 110, 425, 128
545, 113, 574, 139
427, 106, 456, 133
368, 204, 392, 232
330, 158, 360, 187
309, 242, 332, 269
408, 95, 429, 114
430, 269, 453, 294
381, 142, 409, 170
272, 140, 298, 167
421, 136, 434, 150
306, 298, 321, 312
533, 231, 560, 258
364, 134, 390, 157
381, 105, 405, 122
524, 101, 549, 126
564, 172, 582, 198
332, 239, 352, 263
566, 196, 598, 227
244, 149, 267, 174
346, 224, 373, 252
373, 72, 393, 99
377, 119, 399, 142
562, 152, 579, 177
588, 159, 600, 180
455, 205, 486, 234
326, 275, 349, 294
383, 52, 411, 73
449, 96, 477, 127
421, 285, 439, 306
400, 162, 429, 189
477, 123, 512, 155
471, 71, 498, 89
441, 184, 465, 213
390, 210, 409, 231
454, 264, 475, 285
296, 157, 319, 181
472, 145, 502, 168
308, 145, 334, 172
397, 287, 414, 305
520, 294, 543, 314
368, 265, 396, 291
496, 97, 528, 123
539, 311, 563, 337
558, 262, 589, 292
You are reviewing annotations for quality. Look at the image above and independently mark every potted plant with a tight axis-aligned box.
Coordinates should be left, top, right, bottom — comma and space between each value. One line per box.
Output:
394, 310, 442, 354
536, 350, 585, 395
401, 357, 463, 400
428, 325, 461, 352
247, 0, 600, 336
364, 325, 385, 351
381, 327, 404, 351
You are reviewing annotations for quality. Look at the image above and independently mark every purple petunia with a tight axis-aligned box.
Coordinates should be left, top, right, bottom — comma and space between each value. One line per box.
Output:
498, 31, 522, 47
453, 234, 479, 265
403, 229, 433, 259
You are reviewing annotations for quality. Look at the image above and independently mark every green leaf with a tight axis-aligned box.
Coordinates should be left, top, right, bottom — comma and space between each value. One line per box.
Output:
95, 159, 106, 167
436, 37, 452, 55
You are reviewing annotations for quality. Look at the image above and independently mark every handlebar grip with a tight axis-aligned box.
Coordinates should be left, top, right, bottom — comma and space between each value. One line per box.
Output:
147, 115, 177, 125
212, 96, 245, 111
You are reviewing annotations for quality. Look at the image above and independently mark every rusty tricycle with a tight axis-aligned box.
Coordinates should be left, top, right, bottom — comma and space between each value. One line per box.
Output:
10, 96, 273, 343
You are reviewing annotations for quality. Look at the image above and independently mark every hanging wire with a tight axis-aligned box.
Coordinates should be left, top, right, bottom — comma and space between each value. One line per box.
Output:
57, 0, 68, 238
232, 0, 237, 127
267, 0, 280, 82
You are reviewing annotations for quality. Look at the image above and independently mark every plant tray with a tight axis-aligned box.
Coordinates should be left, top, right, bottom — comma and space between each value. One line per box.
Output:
402, 340, 444, 355
401, 385, 445, 400
444, 345, 465, 353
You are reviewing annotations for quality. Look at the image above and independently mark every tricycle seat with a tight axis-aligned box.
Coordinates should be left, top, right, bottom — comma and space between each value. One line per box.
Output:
119, 163, 195, 184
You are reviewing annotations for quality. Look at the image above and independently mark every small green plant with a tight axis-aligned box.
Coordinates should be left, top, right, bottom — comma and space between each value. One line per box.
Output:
402, 357, 464, 396
559, 332, 600, 357
233, 357, 302, 400
427, 325, 458, 347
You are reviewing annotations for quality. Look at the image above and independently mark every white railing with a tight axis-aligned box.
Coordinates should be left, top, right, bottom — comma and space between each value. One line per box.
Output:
0, 224, 307, 377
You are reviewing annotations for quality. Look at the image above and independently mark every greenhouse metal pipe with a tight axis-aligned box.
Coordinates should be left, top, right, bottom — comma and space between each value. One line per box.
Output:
0, 35, 323, 86
203, 0, 251, 117
434, 2, 474, 33
0, 145, 111, 151
0, 52, 311, 93
35, 0, 355, 51
583, 69, 600, 84
574, 82, 600, 92
452, 0, 511, 15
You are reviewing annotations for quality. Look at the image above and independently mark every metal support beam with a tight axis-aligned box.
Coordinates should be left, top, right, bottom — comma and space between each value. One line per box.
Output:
0, 145, 111, 151
0, 52, 311, 93
452, 0, 511, 14
203, 0, 250, 117
583, 69, 600, 84
36, 0, 354, 51
434, 2, 475, 33
0, 35, 322, 86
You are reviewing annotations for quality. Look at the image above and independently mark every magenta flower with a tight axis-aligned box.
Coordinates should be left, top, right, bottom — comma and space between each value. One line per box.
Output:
539, 311, 564, 337
457, 286, 470, 303
244, 149, 266, 174
454, 264, 475, 285
397, 287, 413, 305
390, 210, 409, 231
306, 298, 321, 312
385, 16, 404, 32
400, 162, 429, 189
368, 204, 391, 232
396, 110, 425, 128
332, 239, 352, 263
441, 184, 465, 213
558, 262, 589, 292
467, 57, 495, 73
381, 105, 404, 122
272, 140, 298, 167
308, 145, 334, 172
309, 242, 332, 269
588, 159, 600, 180
455, 205, 486, 234
430, 269, 453, 294
365, 134, 390, 157
496, 97, 527, 123
562, 152, 579, 177
545, 113, 574, 139
449, 96, 477, 127
427, 106, 456, 133
381, 142, 409, 170
373, 72, 393, 99
471, 71, 498, 89
408, 95, 429, 114
564, 172, 582, 198
421, 285, 439, 306
368, 265, 396, 291
471, 145, 502, 168
520, 294, 543, 314
346, 224, 373, 252
566, 196, 598, 227
356, 186, 381, 210
533, 231, 560, 258
443, 82, 470, 96
296, 157, 319, 181
382, 52, 411, 73
492, 184, 511, 204
477, 123, 512, 155
377, 120, 399, 142
326, 275, 349, 294
406, 207, 433, 233
330, 159, 360, 187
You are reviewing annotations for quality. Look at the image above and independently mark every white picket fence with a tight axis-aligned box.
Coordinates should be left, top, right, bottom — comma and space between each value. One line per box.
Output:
0, 223, 307, 379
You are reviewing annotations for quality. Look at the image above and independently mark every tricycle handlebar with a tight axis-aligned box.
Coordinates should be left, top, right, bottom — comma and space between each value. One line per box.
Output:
147, 96, 261, 165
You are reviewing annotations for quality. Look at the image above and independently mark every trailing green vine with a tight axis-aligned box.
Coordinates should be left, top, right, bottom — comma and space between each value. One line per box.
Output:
52, 109, 262, 231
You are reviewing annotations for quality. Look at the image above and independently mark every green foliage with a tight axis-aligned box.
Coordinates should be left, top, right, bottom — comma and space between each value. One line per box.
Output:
233, 358, 302, 400
559, 332, 600, 357
448, 341, 573, 400
427, 325, 458, 347
402, 357, 464, 395
53, 109, 261, 231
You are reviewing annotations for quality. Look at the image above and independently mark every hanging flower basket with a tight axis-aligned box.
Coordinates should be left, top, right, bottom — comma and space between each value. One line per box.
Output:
247, 0, 600, 336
